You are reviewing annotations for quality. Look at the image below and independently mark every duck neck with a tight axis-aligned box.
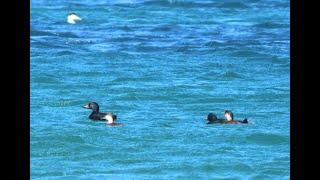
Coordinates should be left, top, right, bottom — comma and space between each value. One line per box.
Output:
225, 114, 233, 121
93, 107, 99, 113
91, 110, 99, 115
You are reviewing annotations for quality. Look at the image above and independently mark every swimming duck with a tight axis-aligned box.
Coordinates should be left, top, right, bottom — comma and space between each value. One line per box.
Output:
83, 102, 117, 121
224, 110, 248, 124
67, 12, 82, 24
206, 111, 248, 124
206, 113, 219, 124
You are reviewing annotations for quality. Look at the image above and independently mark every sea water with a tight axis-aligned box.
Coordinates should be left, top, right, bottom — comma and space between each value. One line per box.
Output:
31, 0, 290, 179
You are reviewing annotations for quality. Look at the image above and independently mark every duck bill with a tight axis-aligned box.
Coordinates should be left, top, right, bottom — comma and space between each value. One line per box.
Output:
83, 104, 90, 109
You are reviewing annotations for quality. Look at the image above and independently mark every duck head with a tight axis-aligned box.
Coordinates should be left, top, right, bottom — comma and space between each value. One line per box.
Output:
207, 113, 218, 122
83, 102, 99, 112
224, 110, 234, 121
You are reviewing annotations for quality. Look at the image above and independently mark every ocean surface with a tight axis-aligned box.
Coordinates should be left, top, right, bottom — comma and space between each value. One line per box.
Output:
31, 0, 290, 179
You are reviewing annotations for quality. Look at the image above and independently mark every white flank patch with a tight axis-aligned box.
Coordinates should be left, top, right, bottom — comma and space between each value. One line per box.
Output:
105, 114, 114, 124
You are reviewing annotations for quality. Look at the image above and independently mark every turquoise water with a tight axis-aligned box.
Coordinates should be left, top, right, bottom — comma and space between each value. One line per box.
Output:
31, 0, 290, 179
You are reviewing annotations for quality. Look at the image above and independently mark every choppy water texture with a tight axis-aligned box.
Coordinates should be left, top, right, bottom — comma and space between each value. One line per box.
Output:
31, 0, 290, 179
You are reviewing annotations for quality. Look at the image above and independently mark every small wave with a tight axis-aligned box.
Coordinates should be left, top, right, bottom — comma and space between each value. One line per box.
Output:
108, 36, 144, 43
151, 24, 179, 32
143, 0, 199, 8
143, 0, 225, 8
230, 50, 267, 58
116, 25, 134, 31
31, 172, 65, 179
56, 50, 75, 56
33, 40, 67, 49
250, 174, 273, 179
30, 29, 56, 37
57, 32, 80, 38
136, 43, 162, 52
65, 39, 94, 45
245, 133, 289, 145
205, 40, 225, 48
173, 0, 249, 9
159, 122, 174, 129
175, 44, 195, 52
255, 22, 287, 29
44, 99, 82, 107
32, 75, 60, 84
247, 92, 289, 102
216, 1, 250, 9
220, 71, 243, 79
208, 97, 236, 103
